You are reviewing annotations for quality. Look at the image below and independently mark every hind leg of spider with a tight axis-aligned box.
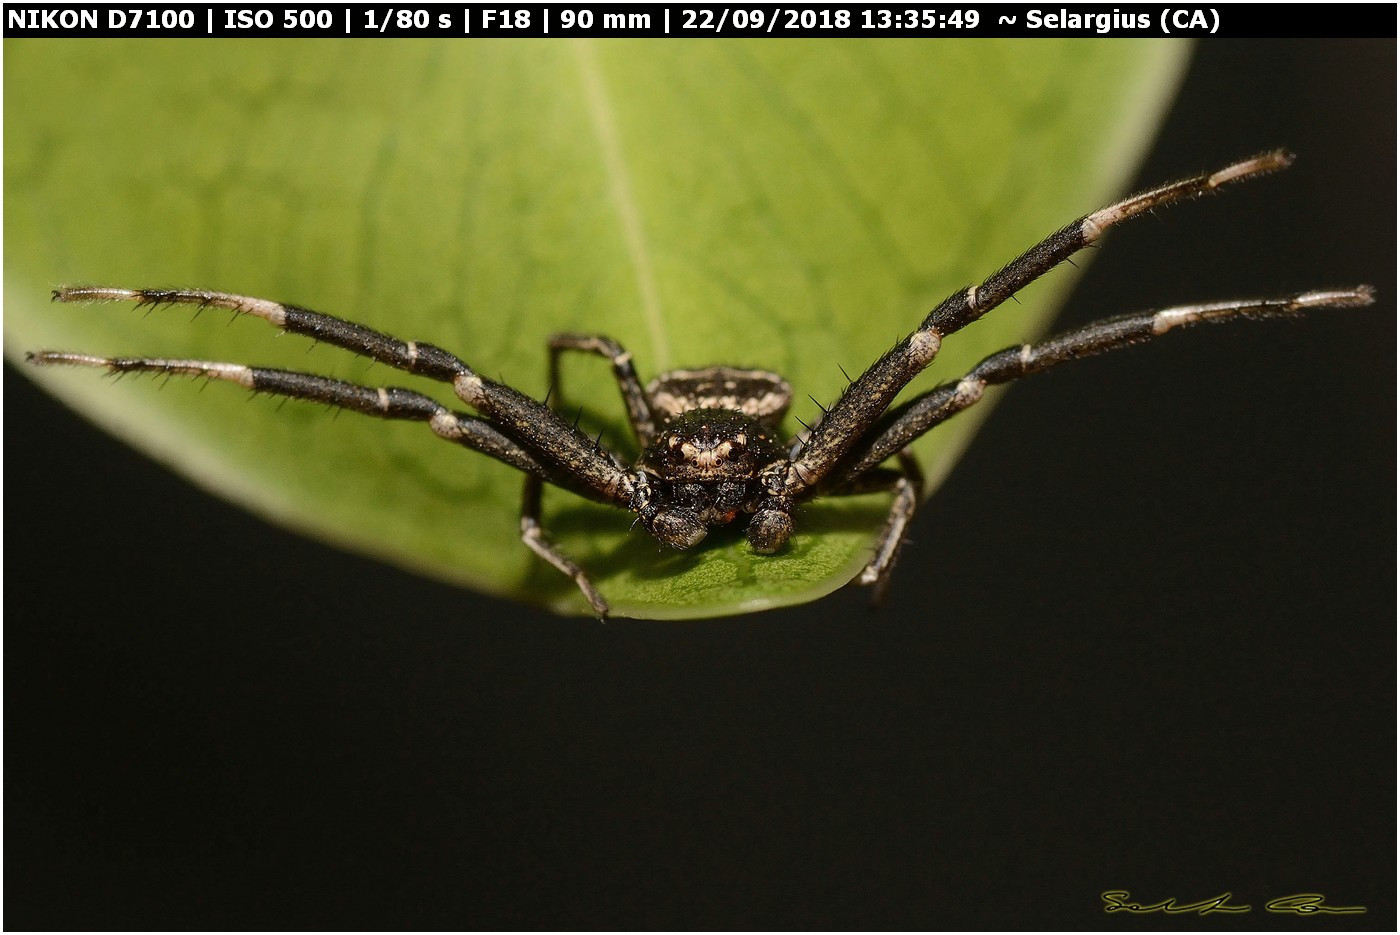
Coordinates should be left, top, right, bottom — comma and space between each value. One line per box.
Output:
547, 334, 656, 445
844, 451, 925, 604
830, 286, 1376, 484
513, 332, 647, 618
520, 473, 610, 619
23, 352, 557, 478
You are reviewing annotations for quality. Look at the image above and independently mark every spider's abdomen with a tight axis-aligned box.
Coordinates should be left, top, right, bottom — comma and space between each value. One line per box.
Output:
646, 366, 791, 428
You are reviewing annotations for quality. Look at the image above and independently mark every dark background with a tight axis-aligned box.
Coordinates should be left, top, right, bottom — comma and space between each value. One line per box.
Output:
6, 40, 1394, 929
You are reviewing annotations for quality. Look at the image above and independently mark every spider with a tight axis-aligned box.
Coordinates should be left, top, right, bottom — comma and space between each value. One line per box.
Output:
27, 151, 1373, 618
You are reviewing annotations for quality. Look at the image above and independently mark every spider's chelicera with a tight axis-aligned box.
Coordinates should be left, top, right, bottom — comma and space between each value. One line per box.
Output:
28, 152, 1374, 617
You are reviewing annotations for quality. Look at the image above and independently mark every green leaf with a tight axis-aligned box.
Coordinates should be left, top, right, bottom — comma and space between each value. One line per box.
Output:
4, 40, 1189, 618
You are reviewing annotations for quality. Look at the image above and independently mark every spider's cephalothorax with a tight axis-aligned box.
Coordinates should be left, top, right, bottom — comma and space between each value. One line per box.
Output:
638, 366, 790, 540
28, 151, 1375, 617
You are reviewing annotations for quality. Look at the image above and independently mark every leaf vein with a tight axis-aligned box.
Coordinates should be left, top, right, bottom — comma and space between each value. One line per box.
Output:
574, 39, 670, 368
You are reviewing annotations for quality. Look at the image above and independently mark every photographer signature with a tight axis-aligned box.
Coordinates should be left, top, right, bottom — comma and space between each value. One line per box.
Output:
1102, 890, 1365, 915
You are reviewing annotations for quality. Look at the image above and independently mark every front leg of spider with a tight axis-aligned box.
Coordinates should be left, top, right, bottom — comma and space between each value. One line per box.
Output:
32, 287, 643, 618
769, 151, 1373, 596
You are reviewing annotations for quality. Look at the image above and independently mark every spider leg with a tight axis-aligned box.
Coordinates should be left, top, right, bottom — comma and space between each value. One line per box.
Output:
782, 151, 1299, 502
826, 451, 926, 604
49, 287, 636, 507
53, 287, 472, 381
547, 333, 656, 445
512, 332, 657, 617
520, 474, 610, 619
828, 286, 1376, 487
23, 351, 571, 483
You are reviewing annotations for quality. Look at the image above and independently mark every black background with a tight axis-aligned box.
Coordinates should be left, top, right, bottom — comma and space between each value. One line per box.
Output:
6, 40, 1394, 929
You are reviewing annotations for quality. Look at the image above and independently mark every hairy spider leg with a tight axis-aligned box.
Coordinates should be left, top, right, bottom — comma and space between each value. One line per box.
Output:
45, 287, 637, 510
781, 150, 1300, 512
21, 351, 570, 482
547, 333, 657, 445
524, 331, 661, 619
806, 286, 1375, 594
853, 451, 925, 603
520, 474, 610, 618
834, 287, 1376, 485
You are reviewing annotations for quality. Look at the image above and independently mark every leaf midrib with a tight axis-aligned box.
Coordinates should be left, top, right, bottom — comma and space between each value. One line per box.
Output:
573, 39, 670, 369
